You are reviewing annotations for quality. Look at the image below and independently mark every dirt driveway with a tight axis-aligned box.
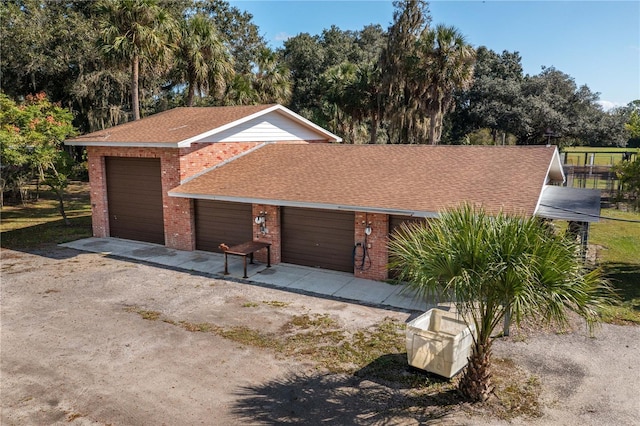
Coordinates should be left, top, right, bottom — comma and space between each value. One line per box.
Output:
2, 246, 639, 425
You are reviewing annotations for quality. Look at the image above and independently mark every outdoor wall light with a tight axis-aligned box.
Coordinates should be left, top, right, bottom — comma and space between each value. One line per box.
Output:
255, 211, 268, 234
254, 211, 267, 225
362, 220, 372, 236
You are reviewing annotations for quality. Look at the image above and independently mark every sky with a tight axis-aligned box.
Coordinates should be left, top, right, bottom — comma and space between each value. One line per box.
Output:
228, 0, 640, 110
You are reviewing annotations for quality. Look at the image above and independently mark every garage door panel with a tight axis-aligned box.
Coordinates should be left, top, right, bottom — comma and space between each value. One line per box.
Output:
281, 207, 354, 272
106, 157, 164, 244
195, 200, 253, 252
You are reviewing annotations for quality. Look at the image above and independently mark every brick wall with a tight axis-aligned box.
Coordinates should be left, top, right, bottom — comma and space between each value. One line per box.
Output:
251, 204, 281, 265
354, 212, 390, 281
179, 142, 262, 182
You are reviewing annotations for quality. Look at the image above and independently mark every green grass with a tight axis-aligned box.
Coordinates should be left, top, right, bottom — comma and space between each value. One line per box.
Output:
589, 209, 640, 324
562, 147, 639, 167
1, 182, 92, 249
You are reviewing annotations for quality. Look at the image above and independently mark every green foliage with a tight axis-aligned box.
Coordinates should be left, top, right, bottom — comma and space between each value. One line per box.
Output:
388, 204, 615, 400
1, 0, 629, 147
173, 12, 234, 106
0, 93, 77, 216
447, 55, 629, 146
613, 157, 640, 210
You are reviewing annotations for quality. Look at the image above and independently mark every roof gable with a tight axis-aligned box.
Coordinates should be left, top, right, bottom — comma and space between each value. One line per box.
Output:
170, 144, 562, 217
65, 104, 341, 147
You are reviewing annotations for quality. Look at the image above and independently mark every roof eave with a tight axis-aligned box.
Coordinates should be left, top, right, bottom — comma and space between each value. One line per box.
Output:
167, 191, 437, 217
64, 140, 180, 148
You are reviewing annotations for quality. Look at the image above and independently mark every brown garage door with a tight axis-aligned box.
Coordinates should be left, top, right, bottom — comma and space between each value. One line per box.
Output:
281, 207, 354, 272
106, 157, 164, 244
195, 200, 253, 253
389, 215, 426, 235
388, 215, 427, 279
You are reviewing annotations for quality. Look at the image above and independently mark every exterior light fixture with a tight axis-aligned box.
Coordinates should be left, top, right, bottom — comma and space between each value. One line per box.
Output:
255, 211, 267, 234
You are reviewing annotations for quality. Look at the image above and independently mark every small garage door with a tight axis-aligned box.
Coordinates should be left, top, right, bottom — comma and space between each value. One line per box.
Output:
106, 157, 164, 244
195, 200, 253, 253
389, 215, 426, 235
388, 215, 427, 279
281, 207, 354, 272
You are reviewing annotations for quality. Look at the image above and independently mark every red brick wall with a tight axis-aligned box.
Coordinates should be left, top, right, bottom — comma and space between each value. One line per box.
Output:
179, 142, 262, 182
251, 204, 281, 264
354, 212, 390, 281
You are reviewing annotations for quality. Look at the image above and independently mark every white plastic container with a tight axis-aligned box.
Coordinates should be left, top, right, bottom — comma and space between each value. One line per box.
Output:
405, 308, 476, 378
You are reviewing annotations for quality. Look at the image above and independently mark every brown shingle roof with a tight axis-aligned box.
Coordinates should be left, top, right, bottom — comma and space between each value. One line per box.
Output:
66, 105, 276, 144
170, 144, 560, 216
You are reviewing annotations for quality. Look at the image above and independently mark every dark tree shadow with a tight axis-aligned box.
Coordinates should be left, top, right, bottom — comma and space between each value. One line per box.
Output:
602, 262, 640, 309
1, 216, 92, 259
231, 355, 463, 425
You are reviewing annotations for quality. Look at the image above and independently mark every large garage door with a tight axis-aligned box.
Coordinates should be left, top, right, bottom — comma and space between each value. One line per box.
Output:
281, 207, 354, 272
195, 200, 253, 253
106, 157, 164, 244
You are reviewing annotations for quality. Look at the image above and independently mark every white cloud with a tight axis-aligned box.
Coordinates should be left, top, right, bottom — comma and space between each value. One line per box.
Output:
597, 100, 625, 112
274, 32, 292, 42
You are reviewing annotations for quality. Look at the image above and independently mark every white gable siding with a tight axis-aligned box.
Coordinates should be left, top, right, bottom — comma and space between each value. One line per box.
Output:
196, 111, 324, 143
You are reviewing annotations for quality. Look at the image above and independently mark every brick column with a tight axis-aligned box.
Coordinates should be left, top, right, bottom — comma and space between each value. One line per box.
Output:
252, 204, 281, 265
354, 212, 389, 281
86, 147, 109, 238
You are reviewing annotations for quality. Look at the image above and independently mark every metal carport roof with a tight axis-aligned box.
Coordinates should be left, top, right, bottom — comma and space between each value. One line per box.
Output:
536, 186, 601, 223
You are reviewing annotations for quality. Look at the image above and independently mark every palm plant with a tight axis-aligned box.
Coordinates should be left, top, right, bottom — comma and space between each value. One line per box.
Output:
388, 204, 614, 402
418, 24, 475, 144
96, 0, 177, 120
174, 13, 234, 107
251, 47, 292, 105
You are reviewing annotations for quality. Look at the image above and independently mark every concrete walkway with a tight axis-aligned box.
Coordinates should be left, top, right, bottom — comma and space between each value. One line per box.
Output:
61, 237, 441, 313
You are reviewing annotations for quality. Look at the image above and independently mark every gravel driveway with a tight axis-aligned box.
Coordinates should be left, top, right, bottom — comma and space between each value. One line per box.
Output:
2, 246, 638, 425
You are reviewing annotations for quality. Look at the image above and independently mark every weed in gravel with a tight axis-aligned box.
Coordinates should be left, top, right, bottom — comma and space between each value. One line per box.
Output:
219, 326, 282, 350
180, 321, 216, 333
262, 300, 291, 308
488, 357, 542, 420
242, 302, 259, 308
126, 307, 161, 321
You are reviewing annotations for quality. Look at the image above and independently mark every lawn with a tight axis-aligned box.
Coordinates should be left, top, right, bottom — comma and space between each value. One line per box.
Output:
589, 208, 640, 324
562, 146, 639, 167
0, 182, 92, 249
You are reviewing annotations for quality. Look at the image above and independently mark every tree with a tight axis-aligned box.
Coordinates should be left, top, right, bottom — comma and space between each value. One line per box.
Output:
252, 47, 292, 105
446, 47, 525, 144
418, 24, 475, 144
97, 0, 177, 120
174, 12, 234, 106
0, 93, 78, 222
193, 0, 268, 75
388, 204, 613, 402
614, 157, 640, 210
379, 0, 431, 144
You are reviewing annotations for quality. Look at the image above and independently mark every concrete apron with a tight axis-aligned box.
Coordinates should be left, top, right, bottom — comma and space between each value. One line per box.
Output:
60, 237, 444, 313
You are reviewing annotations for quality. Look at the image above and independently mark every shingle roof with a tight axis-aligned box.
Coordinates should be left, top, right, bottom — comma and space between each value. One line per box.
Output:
66, 104, 280, 145
169, 144, 562, 217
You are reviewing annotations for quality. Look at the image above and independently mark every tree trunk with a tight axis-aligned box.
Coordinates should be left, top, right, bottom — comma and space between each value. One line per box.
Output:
187, 77, 195, 107
369, 113, 378, 145
428, 111, 438, 145
132, 54, 140, 121
458, 340, 494, 402
55, 188, 71, 226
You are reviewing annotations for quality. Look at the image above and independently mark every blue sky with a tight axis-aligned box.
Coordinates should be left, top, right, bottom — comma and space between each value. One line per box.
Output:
228, 0, 640, 110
